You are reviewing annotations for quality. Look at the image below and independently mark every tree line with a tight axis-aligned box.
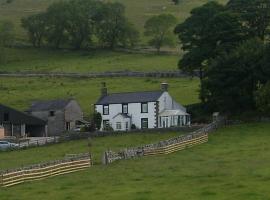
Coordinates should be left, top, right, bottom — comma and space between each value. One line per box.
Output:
21, 0, 139, 49
21, 0, 177, 51
174, 0, 270, 116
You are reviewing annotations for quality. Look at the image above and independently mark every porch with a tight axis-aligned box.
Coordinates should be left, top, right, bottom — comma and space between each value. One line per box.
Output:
158, 110, 190, 128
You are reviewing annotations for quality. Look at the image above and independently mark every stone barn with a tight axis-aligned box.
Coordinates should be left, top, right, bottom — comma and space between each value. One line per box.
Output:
27, 99, 83, 136
0, 104, 47, 137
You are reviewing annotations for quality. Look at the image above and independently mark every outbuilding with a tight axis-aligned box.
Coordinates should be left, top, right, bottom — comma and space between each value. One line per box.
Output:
27, 99, 83, 136
0, 104, 47, 137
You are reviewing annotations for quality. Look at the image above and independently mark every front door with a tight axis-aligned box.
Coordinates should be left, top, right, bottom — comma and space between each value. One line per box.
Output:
141, 118, 148, 129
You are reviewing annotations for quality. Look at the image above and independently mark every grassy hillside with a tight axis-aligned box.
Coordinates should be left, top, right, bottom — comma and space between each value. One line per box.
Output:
0, 123, 269, 199
1, 48, 180, 72
0, 77, 200, 113
0, 0, 228, 41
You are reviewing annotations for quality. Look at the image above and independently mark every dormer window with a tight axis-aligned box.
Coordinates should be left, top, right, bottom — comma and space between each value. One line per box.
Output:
103, 105, 109, 115
122, 104, 128, 114
49, 111, 55, 117
141, 103, 148, 113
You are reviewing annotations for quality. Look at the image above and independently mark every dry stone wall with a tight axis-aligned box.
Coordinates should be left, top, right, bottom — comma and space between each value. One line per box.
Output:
103, 118, 226, 164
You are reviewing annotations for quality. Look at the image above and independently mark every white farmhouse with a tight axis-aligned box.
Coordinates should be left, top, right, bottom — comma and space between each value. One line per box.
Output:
95, 82, 190, 131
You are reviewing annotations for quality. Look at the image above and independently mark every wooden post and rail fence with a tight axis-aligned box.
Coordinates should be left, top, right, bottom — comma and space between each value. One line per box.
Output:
103, 117, 226, 164
0, 153, 91, 187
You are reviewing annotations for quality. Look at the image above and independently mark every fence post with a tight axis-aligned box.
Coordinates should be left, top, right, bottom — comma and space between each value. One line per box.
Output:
1, 173, 3, 187
102, 151, 108, 165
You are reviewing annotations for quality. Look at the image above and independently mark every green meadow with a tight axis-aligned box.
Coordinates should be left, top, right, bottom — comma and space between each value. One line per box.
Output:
2, 48, 180, 72
0, 77, 200, 114
0, 123, 269, 200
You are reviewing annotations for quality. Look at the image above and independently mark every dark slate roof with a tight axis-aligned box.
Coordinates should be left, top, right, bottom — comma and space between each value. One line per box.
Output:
28, 99, 72, 112
0, 104, 46, 125
96, 91, 164, 105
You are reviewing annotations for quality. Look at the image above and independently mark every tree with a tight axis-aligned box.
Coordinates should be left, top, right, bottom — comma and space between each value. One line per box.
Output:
174, 2, 225, 79
93, 112, 102, 130
0, 21, 14, 63
172, 0, 180, 5
255, 82, 270, 115
45, 1, 70, 48
227, 0, 270, 40
205, 11, 246, 55
95, 2, 139, 49
22, 13, 47, 47
0, 21, 14, 47
202, 39, 269, 113
64, 0, 100, 49
144, 14, 177, 53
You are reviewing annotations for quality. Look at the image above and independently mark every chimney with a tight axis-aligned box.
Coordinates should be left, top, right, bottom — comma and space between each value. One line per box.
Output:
101, 82, 107, 97
161, 82, 169, 92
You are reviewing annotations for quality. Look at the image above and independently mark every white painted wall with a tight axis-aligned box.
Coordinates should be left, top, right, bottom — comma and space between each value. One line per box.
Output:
95, 91, 189, 131
95, 101, 157, 130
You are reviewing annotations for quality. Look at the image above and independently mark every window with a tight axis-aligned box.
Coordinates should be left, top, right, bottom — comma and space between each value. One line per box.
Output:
3, 113, 9, 121
103, 105, 109, 115
116, 122, 121, 130
122, 104, 128, 114
49, 111, 55, 117
103, 120, 110, 128
141, 118, 148, 129
141, 103, 148, 113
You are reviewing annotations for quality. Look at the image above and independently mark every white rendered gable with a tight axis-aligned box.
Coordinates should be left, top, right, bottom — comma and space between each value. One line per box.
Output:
158, 92, 186, 113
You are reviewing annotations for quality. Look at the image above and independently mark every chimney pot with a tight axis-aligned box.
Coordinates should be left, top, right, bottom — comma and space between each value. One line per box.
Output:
161, 82, 169, 91
101, 82, 107, 97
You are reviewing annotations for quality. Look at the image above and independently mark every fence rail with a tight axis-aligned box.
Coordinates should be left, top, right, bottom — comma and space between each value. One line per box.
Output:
17, 137, 59, 148
0, 153, 91, 187
103, 118, 226, 164
144, 134, 208, 156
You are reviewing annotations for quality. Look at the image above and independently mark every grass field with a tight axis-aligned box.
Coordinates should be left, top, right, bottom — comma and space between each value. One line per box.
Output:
0, 131, 184, 169
0, 123, 269, 199
1, 48, 180, 72
0, 0, 228, 41
0, 77, 200, 114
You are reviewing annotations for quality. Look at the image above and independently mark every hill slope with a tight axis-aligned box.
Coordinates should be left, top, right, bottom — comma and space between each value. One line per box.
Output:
0, 123, 269, 199
0, 0, 228, 40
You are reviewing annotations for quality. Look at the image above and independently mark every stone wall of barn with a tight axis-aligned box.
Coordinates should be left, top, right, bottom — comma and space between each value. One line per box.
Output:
29, 100, 83, 136
64, 100, 83, 130
30, 110, 65, 136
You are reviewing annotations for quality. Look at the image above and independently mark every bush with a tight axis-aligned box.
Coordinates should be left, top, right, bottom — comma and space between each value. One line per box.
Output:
131, 124, 137, 130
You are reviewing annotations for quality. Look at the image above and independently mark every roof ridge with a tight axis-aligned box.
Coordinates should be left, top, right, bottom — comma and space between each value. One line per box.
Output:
0, 104, 46, 124
108, 90, 163, 95
32, 98, 72, 103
